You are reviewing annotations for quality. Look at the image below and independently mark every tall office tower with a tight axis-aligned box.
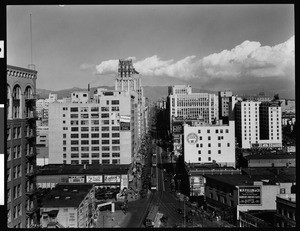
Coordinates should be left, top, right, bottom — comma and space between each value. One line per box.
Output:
218, 90, 233, 124
115, 59, 146, 150
259, 101, 282, 148
168, 85, 219, 125
48, 89, 136, 165
7, 65, 38, 228
235, 101, 261, 149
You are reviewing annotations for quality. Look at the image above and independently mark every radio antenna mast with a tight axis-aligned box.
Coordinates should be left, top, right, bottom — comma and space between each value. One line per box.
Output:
28, 13, 35, 70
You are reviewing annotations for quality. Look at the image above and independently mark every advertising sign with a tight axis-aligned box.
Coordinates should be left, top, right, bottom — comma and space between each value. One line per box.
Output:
238, 186, 261, 205
186, 133, 198, 145
120, 115, 131, 131
173, 122, 183, 134
104, 175, 121, 183
121, 175, 128, 190
69, 176, 85, 183
86, 175, 103, 183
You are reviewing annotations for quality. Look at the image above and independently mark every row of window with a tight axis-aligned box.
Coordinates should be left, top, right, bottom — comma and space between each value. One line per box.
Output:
198, 129, 229, 134
68, 140, 120, 145
69, 146, 120, 151
68, 153, 120, 158
198, 149, 223, 155
68, 102, 120, 113
196, 143, 230, 148
70, 159, 120, 164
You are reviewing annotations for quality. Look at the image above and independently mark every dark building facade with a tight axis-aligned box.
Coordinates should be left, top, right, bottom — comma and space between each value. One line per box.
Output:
7, 65, 38, 228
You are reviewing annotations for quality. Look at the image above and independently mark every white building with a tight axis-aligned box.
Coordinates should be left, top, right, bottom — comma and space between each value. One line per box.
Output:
235, 101, 261, 149
48, 88, 137, 165
183, 120, 235, 167
235, 100, 282, 149
168, 85, 219, 125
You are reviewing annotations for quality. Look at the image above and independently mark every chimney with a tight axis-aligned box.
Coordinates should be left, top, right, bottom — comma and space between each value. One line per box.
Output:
88, 84, 90, 91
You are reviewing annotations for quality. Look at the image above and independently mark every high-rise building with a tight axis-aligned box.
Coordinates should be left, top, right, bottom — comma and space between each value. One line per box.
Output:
168, 85, 219, 126
7, 65, 38, 228
235, 100, 282, 149
235, 101, 261, 149
48, 88, 136, 165
115, 59, 146, 149
218, 90, 233, 124
259, 101, 282, 148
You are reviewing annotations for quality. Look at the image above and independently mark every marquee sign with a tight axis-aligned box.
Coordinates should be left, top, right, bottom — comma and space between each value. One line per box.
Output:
86, 175, 103, 183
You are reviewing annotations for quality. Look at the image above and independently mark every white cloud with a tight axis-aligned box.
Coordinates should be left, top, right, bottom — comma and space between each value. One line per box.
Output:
92, 36, 294, 81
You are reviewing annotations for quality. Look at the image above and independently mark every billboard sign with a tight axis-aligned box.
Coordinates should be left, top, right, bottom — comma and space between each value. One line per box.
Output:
86, 175, 103, 183
68, 176, 85, 183
104, 175, 121, 183
120, 115, 131, 131
238, 186, 261, 205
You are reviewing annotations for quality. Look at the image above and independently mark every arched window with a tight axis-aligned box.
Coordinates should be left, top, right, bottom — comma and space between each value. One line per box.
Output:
24, 86, 34, 99
13, 85, 21, 99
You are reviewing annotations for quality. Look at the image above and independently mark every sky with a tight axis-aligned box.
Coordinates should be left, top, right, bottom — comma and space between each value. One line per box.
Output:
7, 4, 295, 98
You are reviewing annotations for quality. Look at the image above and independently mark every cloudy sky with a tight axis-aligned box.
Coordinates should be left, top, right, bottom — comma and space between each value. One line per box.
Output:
7, 5, 295, 98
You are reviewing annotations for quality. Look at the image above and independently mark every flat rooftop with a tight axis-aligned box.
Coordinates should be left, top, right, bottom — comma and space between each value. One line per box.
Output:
41, 183, 93, 208
245, 153, 295, 160
205, 172, 295, 187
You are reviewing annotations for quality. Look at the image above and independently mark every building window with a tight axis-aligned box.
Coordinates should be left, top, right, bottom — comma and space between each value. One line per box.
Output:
102, 140, 109, 144
198, 150, 201, 154
208, 136, 211, 140
81, 133, 89, 138
92, 153, 99, 158
70, 107, 78, 112
91, 140, 99, 145
218, 143, 221, 147
81, 160, 89, 164
92, 160, 99, 164
208, 143, 211, 147
112, 133, 120, 138
198, 157, 201, 161
71, 134, 79, 138
71, 153, 79, 158
71, 147, 79, 151
112, 126, 120, 131
218, 150, 221, 154
102, 160, 110, 164
81, 147, 89, 151
102, 133, 109, 138
112, 140, 120, 144
102, 146, 110, 151
208, 150, 211, 154
63, 134, 66, 138
112, 146, 120, 151
81, 140, 89, 145
71, 127, 79, 132
215, 129, 218, 133
208, 157, 211, 161
111, 100, 119, 105
207, 129, 210, 133
225, 129, 229, 133
227, 143, 230, 147
81, 127, 89, 132
81, 153, 89, 158
112, 153, 120, 157
196, 144, 199, 148
63, 140, 66, 145
198, 130, 201, 133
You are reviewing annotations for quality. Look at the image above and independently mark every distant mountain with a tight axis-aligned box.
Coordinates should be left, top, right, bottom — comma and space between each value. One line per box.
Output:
36, 86, 290, 102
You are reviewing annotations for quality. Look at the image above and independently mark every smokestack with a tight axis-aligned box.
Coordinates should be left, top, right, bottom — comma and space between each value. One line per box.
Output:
88, 84, 90, 91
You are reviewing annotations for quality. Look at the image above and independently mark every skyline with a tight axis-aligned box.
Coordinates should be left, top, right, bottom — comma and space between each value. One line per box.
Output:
7, 4, 295, 98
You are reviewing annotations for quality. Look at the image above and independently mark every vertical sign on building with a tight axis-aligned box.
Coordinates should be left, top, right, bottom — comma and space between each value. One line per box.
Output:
0, 104, 4, 205
120, 115, 131, 131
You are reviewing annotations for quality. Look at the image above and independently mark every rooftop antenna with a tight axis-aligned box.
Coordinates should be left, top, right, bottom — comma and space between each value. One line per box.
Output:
28, 14, 35, 70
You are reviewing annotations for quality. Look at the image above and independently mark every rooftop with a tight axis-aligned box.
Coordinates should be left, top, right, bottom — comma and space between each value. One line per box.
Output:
37, 164, 130, 176
205, 171, 295, 187
244, 153, 295, 160
41, 183, 94, 208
